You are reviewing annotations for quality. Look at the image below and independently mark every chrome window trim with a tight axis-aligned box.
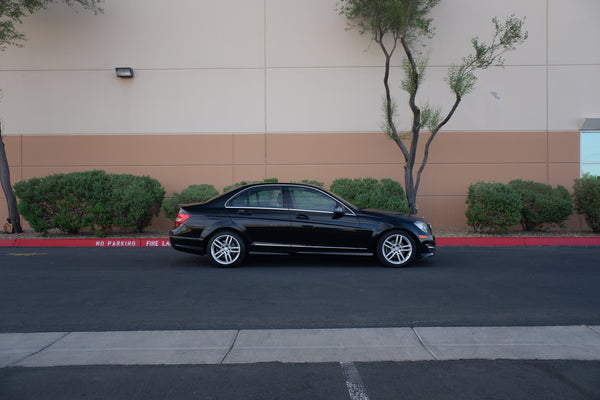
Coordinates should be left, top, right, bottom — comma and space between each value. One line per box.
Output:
253, 242, 290, 248
224, 184, 357, 216
290, 244, 368, 251
226, 205, 288, 211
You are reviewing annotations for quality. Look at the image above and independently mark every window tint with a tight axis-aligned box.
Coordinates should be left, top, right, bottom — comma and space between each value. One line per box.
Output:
290, 188, 336, 212
229, 187, 284, 209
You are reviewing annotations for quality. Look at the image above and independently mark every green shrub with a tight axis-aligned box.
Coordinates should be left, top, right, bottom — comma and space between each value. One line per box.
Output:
465, 182, 522, 233
163, 184, 219, 220
108, 174, 165, 232
14, 170, 165, 235
329, 177, 410, 213
14, 170, 110, 234
509, 179, 573, 231
573, 173, 600, 232
223, 178, 278, 193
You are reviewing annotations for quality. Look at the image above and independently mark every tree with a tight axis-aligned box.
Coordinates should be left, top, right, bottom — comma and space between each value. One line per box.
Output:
0, 0, 102, 233
339, 0, 527, 214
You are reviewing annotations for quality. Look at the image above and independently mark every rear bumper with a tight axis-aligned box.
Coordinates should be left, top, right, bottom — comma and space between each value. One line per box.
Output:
169, 231, 206, 255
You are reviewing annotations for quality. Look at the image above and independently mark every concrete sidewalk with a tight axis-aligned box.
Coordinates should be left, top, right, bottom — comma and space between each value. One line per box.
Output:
2, 326, 600, 368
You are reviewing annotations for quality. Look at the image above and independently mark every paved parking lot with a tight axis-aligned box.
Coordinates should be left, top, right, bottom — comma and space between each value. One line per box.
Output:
1, 246, 599, 399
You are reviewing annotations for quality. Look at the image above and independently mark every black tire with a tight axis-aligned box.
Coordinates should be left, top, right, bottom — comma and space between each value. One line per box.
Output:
376, 230, 417, 267
207, 231, 247, 267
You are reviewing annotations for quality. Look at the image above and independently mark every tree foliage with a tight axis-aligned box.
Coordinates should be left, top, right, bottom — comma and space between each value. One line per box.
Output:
0, 0, 102, 233
339, 0, 527, 214
0, 0, 103, 49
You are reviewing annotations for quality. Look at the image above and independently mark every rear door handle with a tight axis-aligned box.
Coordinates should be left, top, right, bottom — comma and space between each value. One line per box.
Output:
237, 209, 252, 215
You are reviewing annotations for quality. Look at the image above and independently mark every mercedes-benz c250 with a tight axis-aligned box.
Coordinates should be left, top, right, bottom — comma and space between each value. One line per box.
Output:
169, 183, 435, 267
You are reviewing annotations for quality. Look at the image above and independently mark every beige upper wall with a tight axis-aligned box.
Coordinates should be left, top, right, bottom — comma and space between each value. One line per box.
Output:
0, 0, 266, 70
0, 0, 598, 135
549, 0, 600, 65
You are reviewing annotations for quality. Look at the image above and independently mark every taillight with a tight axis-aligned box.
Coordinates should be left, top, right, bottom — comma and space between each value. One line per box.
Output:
175, 210, 190, 228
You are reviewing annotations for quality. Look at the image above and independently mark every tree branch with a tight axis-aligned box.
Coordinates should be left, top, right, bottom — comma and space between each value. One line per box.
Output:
415, 93, 461, 193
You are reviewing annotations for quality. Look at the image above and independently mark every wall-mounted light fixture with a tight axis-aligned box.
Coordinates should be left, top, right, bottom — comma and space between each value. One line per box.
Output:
115, 67, 134, 78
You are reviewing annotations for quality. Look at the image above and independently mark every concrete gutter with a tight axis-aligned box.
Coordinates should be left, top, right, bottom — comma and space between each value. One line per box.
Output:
1, 237, 599, 248
2, 326, 600, 367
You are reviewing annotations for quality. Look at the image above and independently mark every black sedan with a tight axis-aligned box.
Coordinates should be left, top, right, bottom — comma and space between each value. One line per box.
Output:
169, 183, 435, 267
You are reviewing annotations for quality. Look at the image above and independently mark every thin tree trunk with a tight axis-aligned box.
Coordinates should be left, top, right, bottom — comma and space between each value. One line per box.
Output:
404, 165, 418, 215
0, 123, 22, 233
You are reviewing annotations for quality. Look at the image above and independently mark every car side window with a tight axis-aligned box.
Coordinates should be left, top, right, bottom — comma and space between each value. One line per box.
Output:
229, 187, 284, 209
290, 188, 336, 212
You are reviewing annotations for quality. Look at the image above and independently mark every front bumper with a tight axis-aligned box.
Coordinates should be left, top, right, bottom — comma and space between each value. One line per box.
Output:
419, 237, 436, 258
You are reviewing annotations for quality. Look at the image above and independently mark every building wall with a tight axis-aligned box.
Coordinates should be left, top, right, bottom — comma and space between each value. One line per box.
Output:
1, 0, 598, 229
0, 130, 582, 229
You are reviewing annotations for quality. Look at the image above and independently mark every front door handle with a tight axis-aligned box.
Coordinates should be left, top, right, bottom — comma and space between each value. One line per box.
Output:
295, 213, 309, 220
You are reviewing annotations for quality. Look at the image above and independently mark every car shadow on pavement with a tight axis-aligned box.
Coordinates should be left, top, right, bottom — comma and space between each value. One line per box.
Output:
175, 252, 437, 269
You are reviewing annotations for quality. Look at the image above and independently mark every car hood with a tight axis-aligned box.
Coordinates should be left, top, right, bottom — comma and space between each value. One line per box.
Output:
358, 209, 427, 223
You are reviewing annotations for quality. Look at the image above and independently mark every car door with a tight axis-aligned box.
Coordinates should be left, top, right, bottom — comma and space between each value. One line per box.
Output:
287, 186, 370, 251
227, 186, 291, 252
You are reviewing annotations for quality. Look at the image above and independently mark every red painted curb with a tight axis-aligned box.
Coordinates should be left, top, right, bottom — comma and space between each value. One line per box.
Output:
1, 237, 599, 248
0, 238, 172, 248
436, 237, 600, 246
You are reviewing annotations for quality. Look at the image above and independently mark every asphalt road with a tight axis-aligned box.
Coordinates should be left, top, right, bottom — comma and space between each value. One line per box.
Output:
2, 360, 599, 400
2, 246, 600, 400
1, 246, 599, 332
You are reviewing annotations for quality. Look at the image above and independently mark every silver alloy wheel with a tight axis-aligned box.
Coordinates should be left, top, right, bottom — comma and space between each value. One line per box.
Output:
210, 233, 242, 265
381, 233, 413, 265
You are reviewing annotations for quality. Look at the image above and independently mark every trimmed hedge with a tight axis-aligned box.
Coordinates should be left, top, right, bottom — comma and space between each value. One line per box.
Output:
465, 182, 522, 233
573, 174, 600, 232
162, 184, 219, 220
509, 179, 573, 231
172, 177, 409, 214
465, 180, 579, 233
222, 178, 278, 194
14, 170, 165, 235
330, 177, 410, 213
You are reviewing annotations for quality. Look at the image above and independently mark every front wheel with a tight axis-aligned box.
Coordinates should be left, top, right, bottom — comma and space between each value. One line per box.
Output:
376, 231, 417, 267
207, 231, 246, 267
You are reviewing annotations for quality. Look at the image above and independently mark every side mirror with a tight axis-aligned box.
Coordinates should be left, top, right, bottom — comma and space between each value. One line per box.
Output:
332, 205, 345, 219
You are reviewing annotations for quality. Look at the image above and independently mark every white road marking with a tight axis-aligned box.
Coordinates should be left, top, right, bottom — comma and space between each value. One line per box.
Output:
341, 362, 370, 400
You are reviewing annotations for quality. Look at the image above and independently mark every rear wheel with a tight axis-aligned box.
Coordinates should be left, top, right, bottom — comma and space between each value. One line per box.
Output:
376, 230, 417, 267
207, 231, 246, 267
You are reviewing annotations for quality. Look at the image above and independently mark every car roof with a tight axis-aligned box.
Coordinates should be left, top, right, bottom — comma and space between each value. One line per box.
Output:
225, 182, 325, 192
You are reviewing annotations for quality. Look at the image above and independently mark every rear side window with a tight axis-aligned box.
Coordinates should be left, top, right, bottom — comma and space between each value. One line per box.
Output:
229, 187, 284, 209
